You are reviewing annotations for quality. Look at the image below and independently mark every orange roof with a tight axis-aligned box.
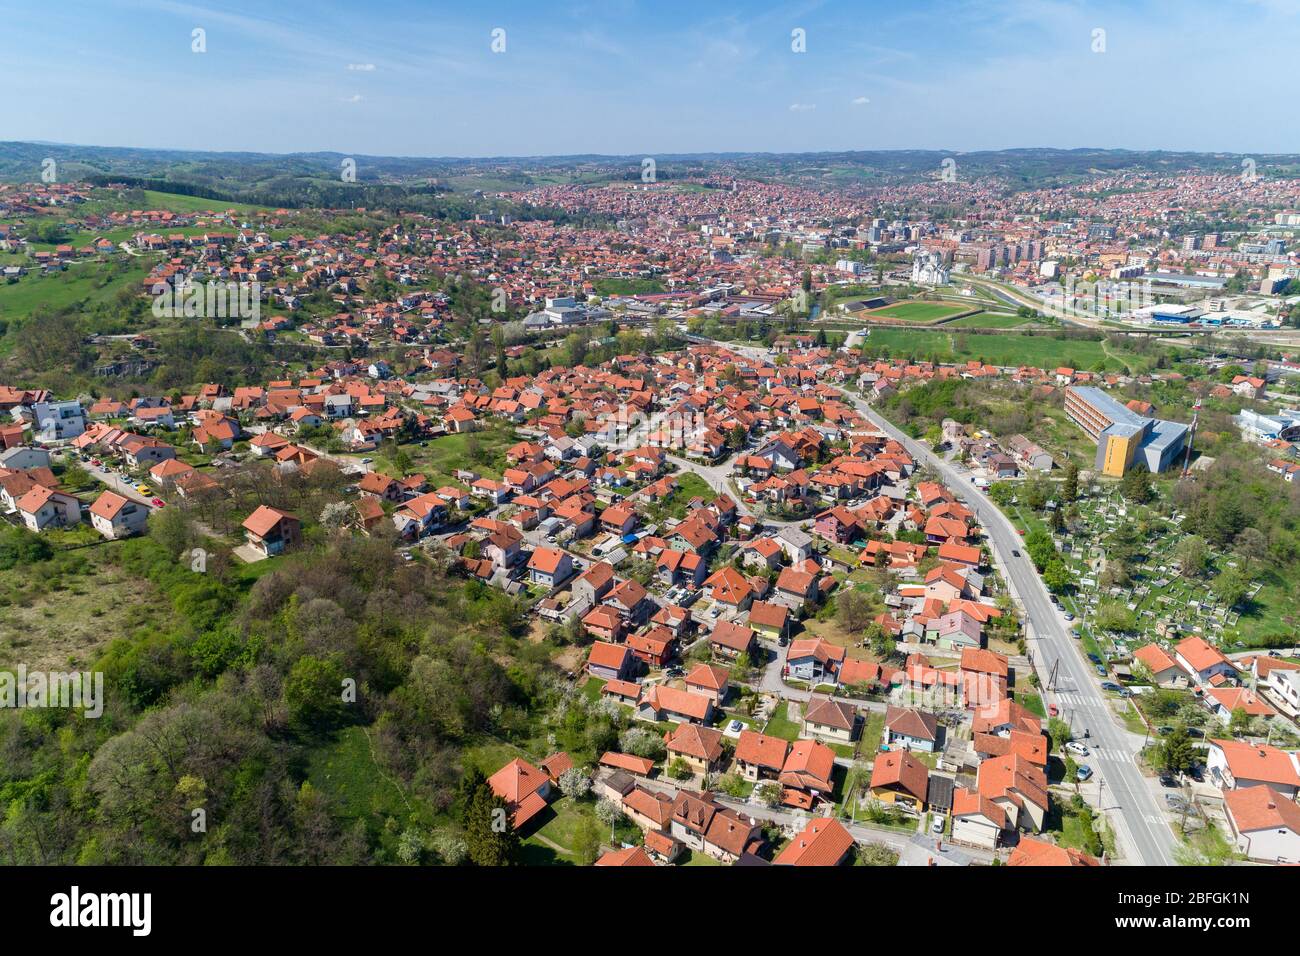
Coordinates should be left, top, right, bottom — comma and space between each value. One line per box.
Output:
684, 663, 730, 692
88, 490, 130, 520
1210, 739, 1300, 789
587, 641, 630, 670
1007, 836, 1100, 867
773, 817, 854, 866
595, 845, 655, 866
1133, 643, 1179, 674
735, 730, 789, 770
241, 505, 296, 538
1224, 785, 1300, 834
1175, 636, 1234, 674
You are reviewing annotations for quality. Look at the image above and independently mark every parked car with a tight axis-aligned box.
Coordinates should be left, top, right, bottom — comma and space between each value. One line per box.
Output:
1048, 704, 1059, 717
1065, 741, 1090, 757
1011, 549, 1021, 557
1087, 653, 1103, 665
1100, 681, 1122, 693
1094, 664, 1107, 677
1063, 612, 1075, 621
1076, 765, 1094, 782
931, 815, 945, 834
1159, 773, 1177, 788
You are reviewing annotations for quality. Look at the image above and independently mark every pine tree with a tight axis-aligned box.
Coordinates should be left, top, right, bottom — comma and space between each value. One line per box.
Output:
1062, 461, 1078, 502
463, 780, 519, 867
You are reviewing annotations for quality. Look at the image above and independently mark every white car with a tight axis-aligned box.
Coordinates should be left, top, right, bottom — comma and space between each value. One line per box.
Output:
1065, 741, 1090, 757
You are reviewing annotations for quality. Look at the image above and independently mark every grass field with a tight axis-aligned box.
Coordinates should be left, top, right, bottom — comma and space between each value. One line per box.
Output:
0, 545, 168, 671
946, 312, 1033, 329
367, 422, 519, 488
859, 300, 975, 324
860, 327, 1128, 370
592, 277, 665, 297
0, 259, 151, 322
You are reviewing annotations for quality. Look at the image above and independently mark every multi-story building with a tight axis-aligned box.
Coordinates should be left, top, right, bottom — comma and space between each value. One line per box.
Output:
1063, 386, 1188, 476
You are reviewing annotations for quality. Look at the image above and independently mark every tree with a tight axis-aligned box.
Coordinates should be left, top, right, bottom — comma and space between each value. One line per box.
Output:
1024, 527, 1055, 571
864, 621, 894, 659
836, 588, 877, 635
1233, 527, 1268, 571
1174, 535, 1209, 578
1024, 478, 1048, 511
284, 655, 349, 731
1228, 707, 1253, 738
1043, 559, 1072, 593
1061, 460, 1079, 502
1214, 566, 1249, 609
1155, 725, 1197, 775
557, 767, 591, 800
1094, 601, 1137, 634
320, 501, 354, 536
463, 778, 519, 866
1047, 717, 1073, 751
594, 799, 624, 828
571, 816, 602, 866
1120, 468, 1153, 504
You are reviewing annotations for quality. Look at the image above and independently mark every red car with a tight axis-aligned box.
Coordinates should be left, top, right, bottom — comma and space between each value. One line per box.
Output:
151, 498, 165, 508
1048, 704, 1059, 717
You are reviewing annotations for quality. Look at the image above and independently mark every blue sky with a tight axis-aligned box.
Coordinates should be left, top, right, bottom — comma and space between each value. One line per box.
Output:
3, 0, 1298, 157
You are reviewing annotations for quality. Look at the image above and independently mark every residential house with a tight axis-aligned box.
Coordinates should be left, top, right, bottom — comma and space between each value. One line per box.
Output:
241, 506, 301, 557
773, 817, 855, 867
734, 730, 789, 782
1223, 785, 1300, 864
869, 750, 930, 812
586, 641, 633, 681
665, 723, 725, 776
883, 706, 940, 753
802, 695, 859, 744
487, 758, 551, 830
88, 490, 148, 539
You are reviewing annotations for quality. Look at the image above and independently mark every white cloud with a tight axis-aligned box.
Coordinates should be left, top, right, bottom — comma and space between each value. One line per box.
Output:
788, 102, 816, 112
851, 96, 870, 106
346, 63, 375, 72
342, 93, 363, 103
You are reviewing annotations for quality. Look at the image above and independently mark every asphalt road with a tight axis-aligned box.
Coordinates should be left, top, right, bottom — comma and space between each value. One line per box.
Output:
830, 384, 1178, 866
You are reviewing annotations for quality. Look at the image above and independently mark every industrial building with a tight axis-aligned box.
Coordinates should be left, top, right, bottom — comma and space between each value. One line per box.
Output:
1063, 386, 1189, 477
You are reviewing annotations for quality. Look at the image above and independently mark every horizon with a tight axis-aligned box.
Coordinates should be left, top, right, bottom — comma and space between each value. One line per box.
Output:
6, 140, 1299, 163
4, 0, 1299, 157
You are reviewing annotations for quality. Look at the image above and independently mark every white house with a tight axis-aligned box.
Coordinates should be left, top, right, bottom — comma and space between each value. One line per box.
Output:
88, 490, 149, 539
1223, 785, 1300, 864
16, 485, 81, 532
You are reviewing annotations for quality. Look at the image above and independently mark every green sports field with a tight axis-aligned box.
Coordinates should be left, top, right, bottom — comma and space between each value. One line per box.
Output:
946, 312, 1033, 329
859, 300, 974, 323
